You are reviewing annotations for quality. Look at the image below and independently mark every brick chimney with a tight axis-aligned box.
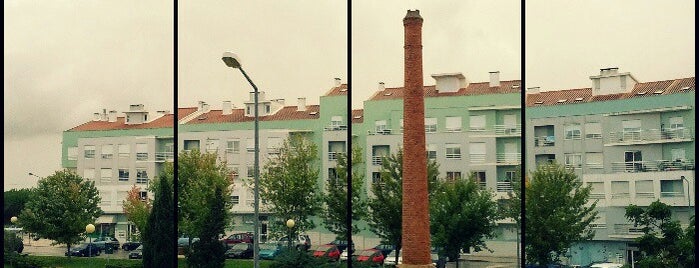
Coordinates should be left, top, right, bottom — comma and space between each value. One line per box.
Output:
402, 9, 432, 267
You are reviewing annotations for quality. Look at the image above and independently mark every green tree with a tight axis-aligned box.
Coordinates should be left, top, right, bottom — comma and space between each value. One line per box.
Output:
430, 174, 501, 264
142, 163, 175, 268
625, 200, 695, 267
321, 146, 366, 240
17, 170, 102, 257
188, 186, 227, 268
122, 185, 151, 241
4, 188, 32, 225
525, 162, 598, 265
366, 149, 439, 264
177, 149, 233, 254
259, 135, 322, 238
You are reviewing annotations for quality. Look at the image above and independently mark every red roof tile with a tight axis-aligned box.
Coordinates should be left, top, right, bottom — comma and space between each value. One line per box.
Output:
185, 105, 321, 124
368, 80, 521, 101
69, 114, 175, 131
526, 77, 695, 107
324, 84, 348, 96
178, 107, 198, 120
352, 109, 364, 124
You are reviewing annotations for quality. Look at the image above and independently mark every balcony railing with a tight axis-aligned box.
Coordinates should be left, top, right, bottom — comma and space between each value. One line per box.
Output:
328, 151, 342, 161
470, 154, 486, 163
155, 152, 174, 161
494, 124, 521, 135
368, 129, 392, 135
534, 136, 555, 147
477, 181, 487, 189
136, 153, 148, 161
496, 181, 513, 192
372, 156, 385, 166
613, 224, 644, 235
324, 124, 347, 131
611, 159, 695, 173
606, 128, 693, 144
496, 153, 521, 164
660, 191, 684, 198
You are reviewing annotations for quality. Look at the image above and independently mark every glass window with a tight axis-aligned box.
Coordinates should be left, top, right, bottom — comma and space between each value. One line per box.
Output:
669, 117, 684, 129
246, 138, 255, 152
118, 169, 129, 181
660, 180, 684, 197
635, 180, 654, 198
83, 169, 95, 181
564, 154, 582, 168
584, 122, 602, 139
118, 144, 130, 158
136, 143, 148, 160
445, 143, 461, 159
426, 144, 437, 160
473, 171, 486, 188
671, 148, 685, 161
84, 145, 96, 159
331, 116, 343, 127
206, 139, 220, 152
425, 118, 437, 133
247, 166, 254, 177
227, 139, 240, 153
231, 196, 240, 205
136, 169, 148, 184
611, 181, 630, 198
100, 168, 112, 183
67, 147, 78, 160
564, 124, 581, 140
445, 116, 462, 132
372, 172, 381, 184
375, 120, 387, 132
101, 144, 113, 159
586, 153, 603, 169
446, 171, 462, 181
184, 140, 200, 151
469, 115, 486, 131
469, 142, 486, 163
267, 137, 283, 154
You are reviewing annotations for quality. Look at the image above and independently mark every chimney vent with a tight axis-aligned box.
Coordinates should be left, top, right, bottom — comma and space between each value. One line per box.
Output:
108, 110, 117, 122
334, 78, 342, 87
527, 87, 540, 94
93, 112, 101, 121
297, 98, 306, 112
222, 101, 233, 115
379, 82, 385, 91
489, 71, 500, 87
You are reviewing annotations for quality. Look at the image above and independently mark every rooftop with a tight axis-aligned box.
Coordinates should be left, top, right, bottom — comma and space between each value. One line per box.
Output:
368, 80, 521, 101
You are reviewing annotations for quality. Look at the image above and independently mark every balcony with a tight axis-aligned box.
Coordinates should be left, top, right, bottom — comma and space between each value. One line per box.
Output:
155, 152, 174, 161
534, 136, 555, 147
324, 124, 347, 131
610, 159, 695, 173
496, 181, 513, 192
660, 191, 684, 198
605, 127, 693, 146
494, 124, 521, 136
496, 153, 521, 164
372, 156, 385, 166
611, 224, 644, 237
328, 151, 342, 161
470, 154, 486, 163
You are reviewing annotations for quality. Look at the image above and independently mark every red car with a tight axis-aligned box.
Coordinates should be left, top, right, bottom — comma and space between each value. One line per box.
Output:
312, 244, 341, 262
355, 249, 385, 265
221, 232, 254, 248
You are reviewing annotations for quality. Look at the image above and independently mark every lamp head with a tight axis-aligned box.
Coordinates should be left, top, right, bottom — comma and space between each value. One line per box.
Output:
222, 52, 242, 68
286, 219, 295, 228
86, 223, 95, 234
11, 216, 18, 223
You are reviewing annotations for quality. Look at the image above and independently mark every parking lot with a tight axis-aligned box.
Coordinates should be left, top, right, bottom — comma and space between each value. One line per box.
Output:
20, 237, 131, 260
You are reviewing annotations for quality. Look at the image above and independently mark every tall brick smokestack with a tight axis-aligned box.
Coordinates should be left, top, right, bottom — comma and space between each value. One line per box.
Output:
401, 9, 432, 267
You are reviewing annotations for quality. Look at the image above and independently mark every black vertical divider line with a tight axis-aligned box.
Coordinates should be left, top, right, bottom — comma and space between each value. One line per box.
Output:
173, 0, 179, 265
346, 1, 353, 268
520, 0, 526, 267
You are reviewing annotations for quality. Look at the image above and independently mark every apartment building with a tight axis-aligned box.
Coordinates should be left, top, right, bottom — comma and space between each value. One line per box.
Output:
62, 105, 177, 240
525, 68, 695, 266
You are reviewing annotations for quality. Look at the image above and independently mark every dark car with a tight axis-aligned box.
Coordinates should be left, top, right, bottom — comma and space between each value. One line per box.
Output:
312, 244, 341, 262
355, 249, 385, 266
372, 243, 395, 257
92, 236, 120, 250
128, 245, 143, 259
221, 232, 254, 248
225, 242, 254, 259
65, 243, 101, 257
122, 241, 141, 251
329, 239, 355, 254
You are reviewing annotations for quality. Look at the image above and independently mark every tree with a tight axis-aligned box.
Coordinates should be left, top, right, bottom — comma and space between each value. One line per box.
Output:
430, 174, 501, 264
525, 162, 598, 265
259, 135, 322, 238
122, 185, 151, 241
17, 170, 102, 257
366, 149, 439, 264
177, 149, 233, 255
321, 146, 366, 240
4, 188, 32, 225
187, 186, 227, 268
625, 200, 695, 267
142, 162, 175, 268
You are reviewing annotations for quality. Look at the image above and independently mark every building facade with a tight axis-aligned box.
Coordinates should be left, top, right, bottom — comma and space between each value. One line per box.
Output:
525, 68, 695, 266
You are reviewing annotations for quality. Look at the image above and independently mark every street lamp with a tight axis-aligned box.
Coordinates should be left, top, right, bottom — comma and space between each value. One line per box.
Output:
286, 219, 295, 249
222, 51, 261, 268
11, 216, 18, 226
86, 224, 95, 257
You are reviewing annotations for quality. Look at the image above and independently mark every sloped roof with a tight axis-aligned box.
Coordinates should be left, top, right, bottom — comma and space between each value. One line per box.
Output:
185, 105, 321, 124
369, 80, 521, 101
68, 113, 176, 131
324, 84, 349, 96
351, 109, 364, 124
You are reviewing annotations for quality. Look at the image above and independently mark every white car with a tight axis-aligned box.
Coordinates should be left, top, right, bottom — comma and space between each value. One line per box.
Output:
590, 263, 623, 268
384, 251, 440, 267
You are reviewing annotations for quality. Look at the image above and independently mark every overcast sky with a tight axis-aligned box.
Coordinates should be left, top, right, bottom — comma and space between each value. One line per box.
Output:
4, 0, 173, 189
526, 0, 695, 91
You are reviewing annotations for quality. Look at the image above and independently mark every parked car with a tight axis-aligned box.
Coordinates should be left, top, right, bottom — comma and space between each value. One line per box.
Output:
259, 243, 283, 260
92, 236, 120, 251
221, 232, 254, 248
355, 249, 385, 266
312, 244, 341, 262
122, 241, 141, 251
328, 239, 354, 253
225, 242, 254, 259
65, 243, 101, 257
128, 245, 143, 259
177, 236, 200, 255
277, 234, 311, 250
372, 243, 395, 257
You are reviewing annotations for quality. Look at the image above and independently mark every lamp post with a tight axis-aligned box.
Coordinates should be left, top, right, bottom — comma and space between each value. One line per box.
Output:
286, 219, 295, 249
222, 51, 261, 268
86, 224, 95, 257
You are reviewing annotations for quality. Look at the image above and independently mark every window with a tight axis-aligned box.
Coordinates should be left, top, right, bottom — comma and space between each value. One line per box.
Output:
330, 116, 344, 129
671, 148, 685, 161
328, 168, 337, 182
184, 140, 200, 151
473, 171, 486, 188
564, 154, 582, 168
611, 181, 630, 199
660, 180, 684, 197
136, 169, 148, 184
246, 138, 255, 152
267, 137, 283, 154
584, 122, 602, 139
246, 106, 251, 115
622, 120, 642, 140
588, 182, 605, 199
446, 171, 462, 181
139, 191, 148, 201
624, 151, 643, 172
425, 118, 437, 133
469, 115, 486, 131
635, 180, 654, 198
586, 153, 604, 169
328, 141, 346, 160
67, 147, 78, 160
136, 143, 148, 160
668, 116, 684, 129
206, 139, 220, 152
118, 169, 130, 181
564, 124, 581, 140
100, 168, 112, 183
469, 142, 486, 163
426, 144, 437, 160
265, 104, 271, 114
445, 116, 462, 132
375, 120, 388, 133
247, 166, 254, 178
372, 172, 381, 184
228, 165, 240, 180
445, 143, 462, 159
227, 139, 240, 153
84, 145, 96, 159
231, 196, 240, 205
84, 169, 95, 181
